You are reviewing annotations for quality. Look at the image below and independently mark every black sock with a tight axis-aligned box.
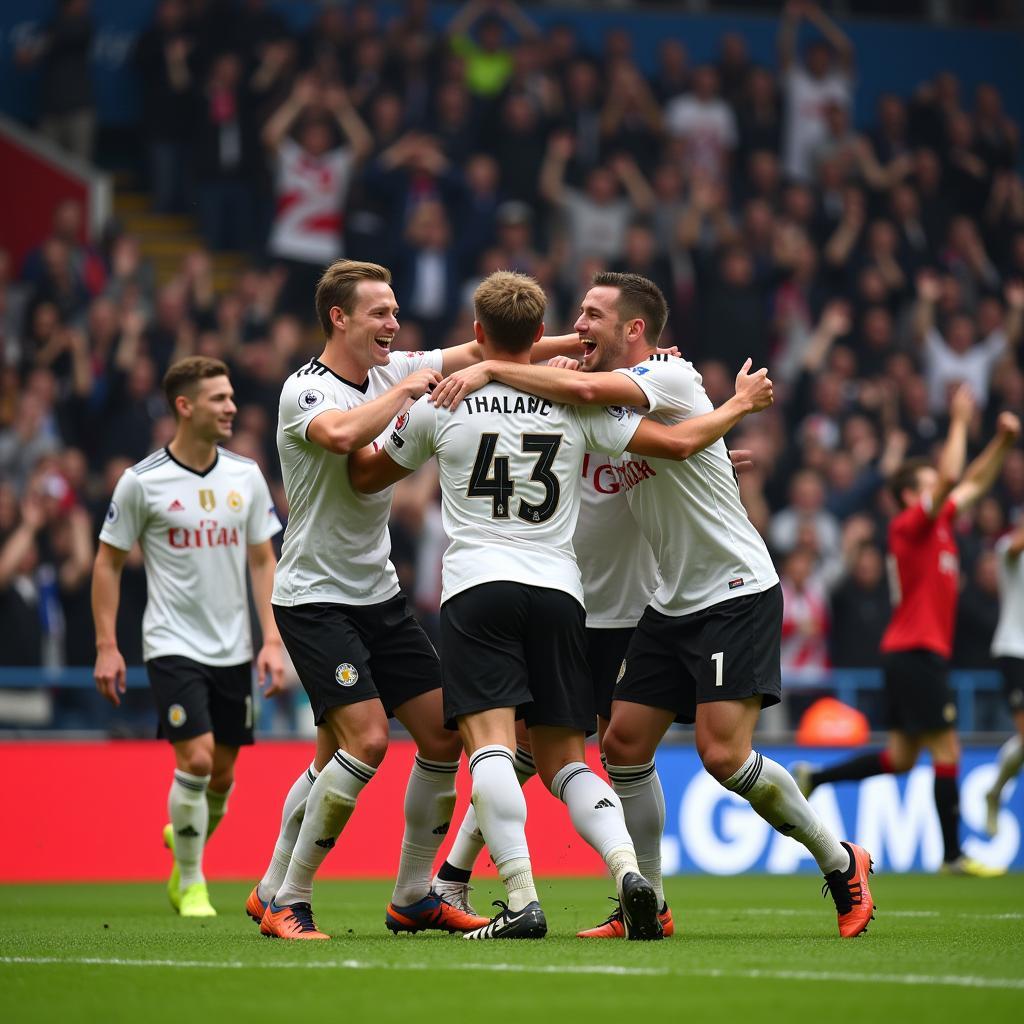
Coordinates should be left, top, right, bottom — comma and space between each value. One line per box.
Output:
436, 861, 472, 884
934, 771, 961, 863
811, 751, 892, 788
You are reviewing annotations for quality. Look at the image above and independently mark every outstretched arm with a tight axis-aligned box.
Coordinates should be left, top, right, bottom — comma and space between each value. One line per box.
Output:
950, 412, 1021, 511
931, 384, 975, 513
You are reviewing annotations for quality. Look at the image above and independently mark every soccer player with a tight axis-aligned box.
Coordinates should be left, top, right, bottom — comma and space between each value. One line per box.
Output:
431, 272, 874, 938
349, 271, 774, 939
93, 356, 286, 918
252, 260, 584, 940
795, 388, 1021, 875
984, 519, 1024, 836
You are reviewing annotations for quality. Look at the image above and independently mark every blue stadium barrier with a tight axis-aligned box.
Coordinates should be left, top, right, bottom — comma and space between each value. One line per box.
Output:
0, 665, 1006, 731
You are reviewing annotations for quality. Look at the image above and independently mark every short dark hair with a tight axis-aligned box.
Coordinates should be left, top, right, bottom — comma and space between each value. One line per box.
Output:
887, 457, 932, 507
591, 271, 669, 344
315, 259, 392, 339
163, 356, 230, 417
474, 271, 546, 353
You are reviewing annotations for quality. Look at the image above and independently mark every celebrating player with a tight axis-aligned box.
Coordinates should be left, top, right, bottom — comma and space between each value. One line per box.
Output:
984, 519, 1024, 836
431, 271, 874, 938
92, 357, 286, 918
796, 388, 1020, 875
252, 260, 584, 940
349, 271, 773, 939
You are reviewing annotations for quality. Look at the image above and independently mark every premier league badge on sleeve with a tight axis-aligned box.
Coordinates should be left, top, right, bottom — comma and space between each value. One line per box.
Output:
299, 388, 325, 410
105, 501, 119, 524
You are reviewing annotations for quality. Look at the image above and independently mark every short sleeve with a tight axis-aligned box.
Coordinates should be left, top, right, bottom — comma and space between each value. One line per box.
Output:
246, 466, 283, 545
383, 395, 436, 471
280, 378, 344, 442
575, 404, 640, 458
612, 358, 696, 417
376, 349, 444, 387
98, 471, 146, 551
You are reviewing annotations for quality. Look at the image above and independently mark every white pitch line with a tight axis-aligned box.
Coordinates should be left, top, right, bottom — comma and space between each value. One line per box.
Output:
1, 956, 1022, 991
694, 908, 1022, 921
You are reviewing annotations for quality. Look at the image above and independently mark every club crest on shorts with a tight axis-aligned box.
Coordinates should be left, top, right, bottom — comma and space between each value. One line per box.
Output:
616, 660, 627, 685
168, 704, 187, 727
299, 388, 325, 411
335, 663, 359, 687
943, 702, 957, 723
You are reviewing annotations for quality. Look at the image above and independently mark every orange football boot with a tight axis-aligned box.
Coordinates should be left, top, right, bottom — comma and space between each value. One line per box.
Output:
260, 901, 330, 940
385, 891, 491, 934
823, 842, 875, 938
577, 899, 676, 938
245, 885, 269, 924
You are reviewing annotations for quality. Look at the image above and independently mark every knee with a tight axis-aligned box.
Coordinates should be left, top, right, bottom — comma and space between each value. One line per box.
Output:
416, 727, 462, 764
179, 750, 214, 778
209, 767, 234, 793
348, 728, 389, 768
698, 740, 746, 784
887, 749, 918, 774
602, 724, 654, 767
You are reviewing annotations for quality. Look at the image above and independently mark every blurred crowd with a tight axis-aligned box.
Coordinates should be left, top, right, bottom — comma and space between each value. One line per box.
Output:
2, 0, 1024, 710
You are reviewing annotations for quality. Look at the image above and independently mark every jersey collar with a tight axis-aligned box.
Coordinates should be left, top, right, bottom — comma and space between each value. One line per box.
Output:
312, 358, 369, 394
164, 446, 220, 478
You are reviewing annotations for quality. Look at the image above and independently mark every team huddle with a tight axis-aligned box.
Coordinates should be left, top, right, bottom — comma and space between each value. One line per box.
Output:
93, 259, 884, 940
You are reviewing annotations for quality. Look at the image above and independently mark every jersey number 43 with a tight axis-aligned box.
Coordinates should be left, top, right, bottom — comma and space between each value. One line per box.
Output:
467, 433, 562, 523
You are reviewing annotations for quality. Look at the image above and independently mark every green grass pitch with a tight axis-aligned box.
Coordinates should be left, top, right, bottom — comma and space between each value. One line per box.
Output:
1, 875, 1022, 1023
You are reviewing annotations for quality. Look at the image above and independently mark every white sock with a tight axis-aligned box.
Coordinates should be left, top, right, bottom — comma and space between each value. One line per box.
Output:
990, 734, 1024, 799
723, 750, 849, 875
206, 784, 232, 838
469, 745, 535, 910
258, 762, 317, 904
440, 746, 536, 876
168, 770, 210, 890
552, 762, 639, 885
274, 751, 375, 907
391, 754, 459, 906
606, 760, 666, 906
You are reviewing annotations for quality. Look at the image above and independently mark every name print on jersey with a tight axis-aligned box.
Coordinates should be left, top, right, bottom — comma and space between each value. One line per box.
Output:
462, 395, 553, 417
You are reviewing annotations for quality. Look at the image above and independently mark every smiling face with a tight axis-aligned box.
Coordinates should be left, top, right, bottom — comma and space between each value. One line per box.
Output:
574, 286, 632, 372
336, 279, 401, 370
181, 374, 236, 442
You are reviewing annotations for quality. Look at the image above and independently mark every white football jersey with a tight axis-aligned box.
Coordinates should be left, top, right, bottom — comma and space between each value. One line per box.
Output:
383, 382, 640, 606
612, 354, 779, 617
273, 351, 444, 607
992, 535, 1024, 659
576, 452, 660, 628
99, 447, 282, 665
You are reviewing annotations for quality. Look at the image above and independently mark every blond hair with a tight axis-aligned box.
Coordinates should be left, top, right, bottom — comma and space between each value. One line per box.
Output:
314, 259, 392, 338
473, 271, 546, 353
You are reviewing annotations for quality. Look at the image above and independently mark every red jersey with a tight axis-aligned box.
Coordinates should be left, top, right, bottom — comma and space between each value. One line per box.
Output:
880, 497, 960, 658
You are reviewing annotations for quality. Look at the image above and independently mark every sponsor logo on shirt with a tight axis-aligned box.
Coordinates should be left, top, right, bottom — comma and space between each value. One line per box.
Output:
227, 490, 243, 512
586, 459, 657, 494
199, 489, 216, 512
298, 388, 325, 410
335, 663, 359, 687
168, 519, 241, 549
105, 500, 119, 524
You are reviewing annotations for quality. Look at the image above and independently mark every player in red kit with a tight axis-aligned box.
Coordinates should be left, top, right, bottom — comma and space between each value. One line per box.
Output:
796, 386, 1021, 875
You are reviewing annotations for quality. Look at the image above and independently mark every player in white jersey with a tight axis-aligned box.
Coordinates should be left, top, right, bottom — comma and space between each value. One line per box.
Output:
432, 271, 876, 939
349, 272, 773, 939
984, 520, 1024, 836
252, 260, 585, 940
93, 357, 285, 918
